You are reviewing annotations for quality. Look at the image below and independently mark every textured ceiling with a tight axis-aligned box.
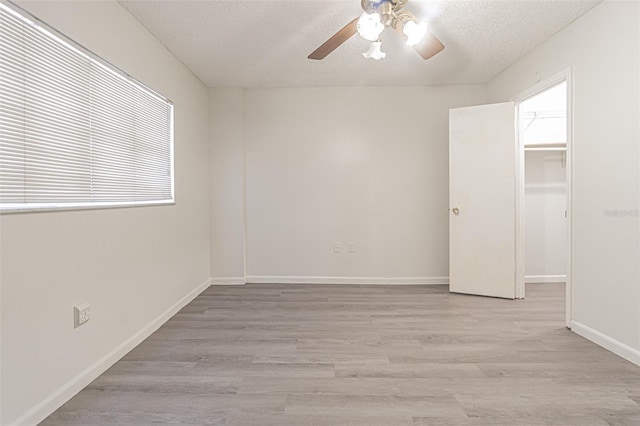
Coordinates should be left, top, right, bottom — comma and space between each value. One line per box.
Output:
118, 0, 601, 88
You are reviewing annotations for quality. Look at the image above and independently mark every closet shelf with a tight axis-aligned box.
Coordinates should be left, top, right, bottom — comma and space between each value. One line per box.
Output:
524, 142, 566, 152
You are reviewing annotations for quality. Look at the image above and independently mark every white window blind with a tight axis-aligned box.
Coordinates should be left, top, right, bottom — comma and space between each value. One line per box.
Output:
0, 2, 174, 213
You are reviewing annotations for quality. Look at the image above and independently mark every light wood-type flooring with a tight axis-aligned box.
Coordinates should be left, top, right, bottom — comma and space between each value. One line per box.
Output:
43, 283, 640, 425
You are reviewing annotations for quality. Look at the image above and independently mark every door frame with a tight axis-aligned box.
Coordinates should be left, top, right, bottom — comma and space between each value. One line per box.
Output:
514, 68, 574, 328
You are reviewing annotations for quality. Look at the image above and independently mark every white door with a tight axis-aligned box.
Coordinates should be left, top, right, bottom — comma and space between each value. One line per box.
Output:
449, 102, 519, 299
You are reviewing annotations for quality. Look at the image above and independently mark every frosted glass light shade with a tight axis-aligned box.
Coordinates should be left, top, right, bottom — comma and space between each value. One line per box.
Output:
362, 41, 386, 60
403, 21, 428, 46
357, 12, 384, 42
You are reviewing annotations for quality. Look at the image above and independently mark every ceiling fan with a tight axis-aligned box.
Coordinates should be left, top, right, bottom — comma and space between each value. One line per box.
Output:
308, 0, 444, 61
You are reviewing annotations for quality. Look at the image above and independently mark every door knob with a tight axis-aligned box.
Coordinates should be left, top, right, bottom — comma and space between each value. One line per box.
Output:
452, 207, 460, 215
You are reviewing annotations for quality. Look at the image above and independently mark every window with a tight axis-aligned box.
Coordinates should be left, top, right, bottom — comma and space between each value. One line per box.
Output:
0, 2, 174, 213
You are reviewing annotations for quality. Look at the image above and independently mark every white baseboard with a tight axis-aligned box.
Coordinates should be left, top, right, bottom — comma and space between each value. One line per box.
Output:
571, 320, 640, 367
12, 278, 211, 426
245, 276, 449, 285
525, 274, 567, 283
210, 277, 246, 285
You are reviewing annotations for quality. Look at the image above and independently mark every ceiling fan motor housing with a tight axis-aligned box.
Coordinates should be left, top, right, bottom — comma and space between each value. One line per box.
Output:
361, 0, 412, 28
361, 0, 408, 14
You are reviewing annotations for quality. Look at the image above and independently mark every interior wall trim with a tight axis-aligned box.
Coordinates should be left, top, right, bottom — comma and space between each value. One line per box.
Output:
11, 278, 212, 426
245, 276, 449, 285
210, 277, 246, 285
525, 275, 567, 284
571, 320, 640, 367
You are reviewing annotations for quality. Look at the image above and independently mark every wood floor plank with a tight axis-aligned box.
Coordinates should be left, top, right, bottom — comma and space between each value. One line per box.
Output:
41, 283, 640, 425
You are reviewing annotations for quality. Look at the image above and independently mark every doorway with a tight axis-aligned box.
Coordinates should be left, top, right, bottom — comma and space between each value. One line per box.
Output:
448, 71, 572, 311
516, 70, 573, 327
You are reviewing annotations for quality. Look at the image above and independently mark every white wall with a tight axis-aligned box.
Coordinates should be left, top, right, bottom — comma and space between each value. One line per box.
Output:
0, 1, 211, 424
487, 0, 640, 362
209, 88, 246, 283
525, 151, 567, 280
241, 86, 485, 283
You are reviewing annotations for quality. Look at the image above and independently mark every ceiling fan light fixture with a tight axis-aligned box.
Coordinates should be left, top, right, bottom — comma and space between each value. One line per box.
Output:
403, 20, 428, 46
362, 41, 386, 60
357, 12, 384, 41
308, 0, 444, 61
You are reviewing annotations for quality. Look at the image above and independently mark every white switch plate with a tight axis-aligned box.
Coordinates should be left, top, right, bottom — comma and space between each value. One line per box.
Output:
74, 302, 91, 328
333, 242, 341, 253
348, 242, 355, 253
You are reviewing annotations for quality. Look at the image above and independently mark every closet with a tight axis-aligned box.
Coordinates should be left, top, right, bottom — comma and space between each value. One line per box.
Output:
520, 81, 568, 284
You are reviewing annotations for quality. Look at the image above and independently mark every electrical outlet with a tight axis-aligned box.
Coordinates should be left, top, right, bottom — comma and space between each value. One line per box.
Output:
348, 242, 355, 253
74, 302, 91, 328
333, 242, 341, 253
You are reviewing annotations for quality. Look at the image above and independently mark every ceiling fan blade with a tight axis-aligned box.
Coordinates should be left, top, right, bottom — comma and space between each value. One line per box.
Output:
308, 18, 359, 60
413, 32, 445, 60
393, 23, 445, 60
